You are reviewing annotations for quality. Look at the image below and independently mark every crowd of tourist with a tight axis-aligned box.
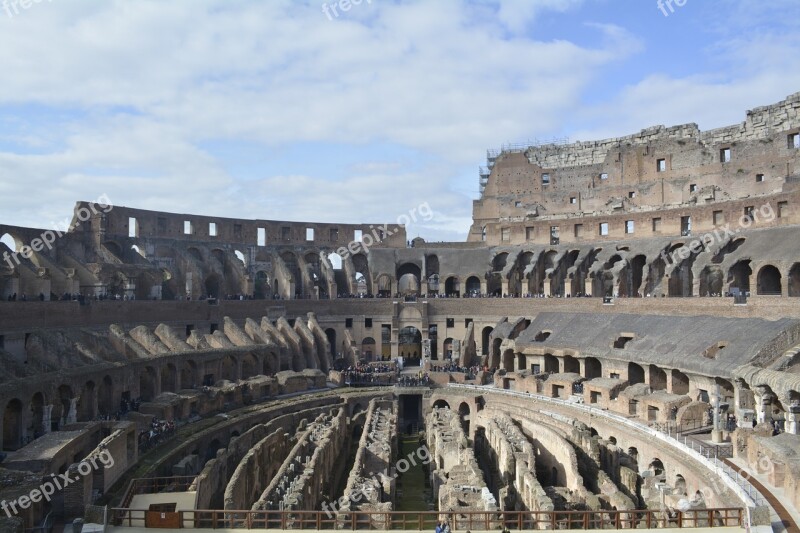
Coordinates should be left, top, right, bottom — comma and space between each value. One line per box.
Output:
341, 363, 398, 386
138, 417, 177, 453
398, 373, 432, 387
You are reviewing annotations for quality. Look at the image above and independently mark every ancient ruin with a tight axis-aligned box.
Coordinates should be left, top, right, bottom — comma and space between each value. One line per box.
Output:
0, 92, 799, 531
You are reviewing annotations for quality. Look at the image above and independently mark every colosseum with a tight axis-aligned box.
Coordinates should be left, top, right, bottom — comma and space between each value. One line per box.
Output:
1, 92, 799, 533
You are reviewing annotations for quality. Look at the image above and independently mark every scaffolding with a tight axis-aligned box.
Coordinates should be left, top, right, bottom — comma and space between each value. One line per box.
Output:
479, 137, 570, 196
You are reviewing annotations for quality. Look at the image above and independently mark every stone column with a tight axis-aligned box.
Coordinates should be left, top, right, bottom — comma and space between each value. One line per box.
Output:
754, 386, 774, 424
43, 405, 52, 434
67, 398, 78, 425
542, 278, 551, 297
786, 405, 800, 435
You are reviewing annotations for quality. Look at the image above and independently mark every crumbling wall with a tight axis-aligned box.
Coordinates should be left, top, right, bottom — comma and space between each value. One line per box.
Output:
340, 399, 398, 515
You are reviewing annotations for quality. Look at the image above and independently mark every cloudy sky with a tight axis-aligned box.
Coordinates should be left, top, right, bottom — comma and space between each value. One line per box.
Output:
0, 0, 799, 242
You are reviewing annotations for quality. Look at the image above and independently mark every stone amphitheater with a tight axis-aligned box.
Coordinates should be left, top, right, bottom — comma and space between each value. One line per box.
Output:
1, 92, 800, 532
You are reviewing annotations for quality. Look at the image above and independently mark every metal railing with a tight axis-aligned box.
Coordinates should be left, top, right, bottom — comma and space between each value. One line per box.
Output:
110, 507, 743, 530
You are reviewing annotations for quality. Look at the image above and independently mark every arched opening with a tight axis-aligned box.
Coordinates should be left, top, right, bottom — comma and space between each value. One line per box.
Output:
99, 376, 114, 415
397, 263, 422, 296
443, 338, 454, 360
649, 365, 667, 391
699, 265, 724, 296
444, 276, 459, 297
675, 474, 687, 496
220, 355, 238, 382
204, 274, 222, 299
789, 263, 800, 297
481, 326, 493, 356
139, 367, 158, 402
649, 458, 665, 477
399, 326, 422, 366
3, 399, 23, 451
131, 244, 146, 258
628, 363, 645, 385
728, 260, 752, 294
671, 369, 690, 395
458, 402, 471, 435
564, 355, 579, 374
585, 357, 602, 379
161, 363, 177, 393
254, 271, 270, 300
264, 352, 279, 375
79, 381, 97, 421
325, 328, 337, 362
181, 361, 197, 389
502, 349, 515, 372
352, 253, 371, 295
361, 337, 376, 361
433, 399, 450, 410
757, 265, 782, 295
465, 276, 481, 296
544, 354, 559, 373
161, 269, 178, 300
0, 233, 18, 253
489, 337, 502, 369
241, 353, 258, 379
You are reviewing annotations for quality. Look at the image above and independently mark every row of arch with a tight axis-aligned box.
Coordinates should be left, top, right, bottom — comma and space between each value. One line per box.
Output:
1, 351, 280, 451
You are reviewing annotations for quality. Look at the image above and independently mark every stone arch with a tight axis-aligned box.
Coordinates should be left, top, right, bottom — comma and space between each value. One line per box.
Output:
628, 362, 645, 385
649, 365, 667, 391
186, 247, 204, 262
444, 276, 459, 297
502, 349, 515, 372
399, 326, 422, 365
220, 355, 238, 382
757, 265, 782, 295
99, 375, 114, 415
458, 402, 471, 435
204, 273, 222, 298
489, 337, 502, 369
648, 458, 665, 477
241, 353, 259, 379
433, 399, 450, 410
544, 354, 559, 373
161, 363, 177, 393
564, 355, 580, 374
671, 369, 690, 395
254, 270, 271, 299
161, 269, 179, 300
585, 357, 602, 379
264, 352, 279, 375
789, 263, 800, 297
139, 367, 158, 402
397, 263, 421, 296
79, 380, 97, 421
465, 275, 481, 296
699, 265, 724, 296
181, 360, 197, 389
361, 337, 376, 360
481, 326, 493, 356
728, 260, 752, 294
325, 328, 337, 361
3, 399, 24, 451
0, 233, 19, 253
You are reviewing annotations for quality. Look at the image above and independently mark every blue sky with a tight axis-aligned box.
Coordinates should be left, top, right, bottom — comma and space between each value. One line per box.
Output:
0, 0, 798, 241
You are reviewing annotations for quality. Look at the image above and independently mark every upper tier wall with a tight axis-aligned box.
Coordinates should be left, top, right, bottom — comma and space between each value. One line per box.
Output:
80, 202, 407, 249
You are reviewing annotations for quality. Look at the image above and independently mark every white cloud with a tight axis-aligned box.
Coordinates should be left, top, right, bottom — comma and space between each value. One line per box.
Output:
0, 0, 796, 241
